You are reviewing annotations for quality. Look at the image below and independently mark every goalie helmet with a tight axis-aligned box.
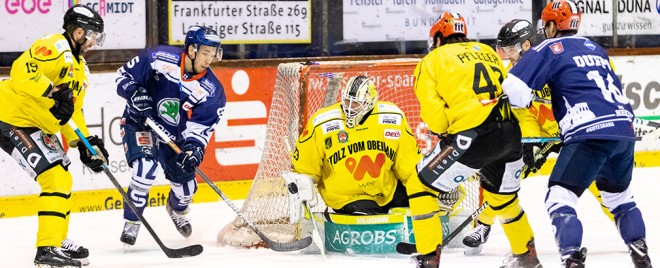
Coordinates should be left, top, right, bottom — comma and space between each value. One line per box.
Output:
496, 19, 534, 60
540, 0, 581, 32
428, 12, 467, 51
185, 26, 223, 60
63, 4, 105, 46
341, 76, 378, 128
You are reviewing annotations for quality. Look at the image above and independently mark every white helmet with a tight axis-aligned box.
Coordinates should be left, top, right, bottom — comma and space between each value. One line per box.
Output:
341, 76, 378, 128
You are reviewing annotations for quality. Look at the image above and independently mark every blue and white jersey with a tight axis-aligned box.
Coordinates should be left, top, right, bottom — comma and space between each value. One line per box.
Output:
502, 36, 634, 143
115, 45, 226, 148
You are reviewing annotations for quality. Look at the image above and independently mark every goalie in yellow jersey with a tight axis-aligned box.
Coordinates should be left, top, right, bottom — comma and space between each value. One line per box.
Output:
411, 12, 538, 268
288, 75, 421, 216
0, 5, 108, 267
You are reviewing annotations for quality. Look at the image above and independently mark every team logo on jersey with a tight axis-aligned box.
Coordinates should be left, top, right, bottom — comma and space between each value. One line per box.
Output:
39, 132, 57, 152
325, 137, 332, 149
338, 130, 349, 143
583, 40, 596, 50
550, 42, 564, 54
384, 129, 401, 139
158, 98, 180, 126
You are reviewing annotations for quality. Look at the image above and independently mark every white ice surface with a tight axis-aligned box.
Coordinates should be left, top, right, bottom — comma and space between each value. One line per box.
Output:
1, 167, 658, 268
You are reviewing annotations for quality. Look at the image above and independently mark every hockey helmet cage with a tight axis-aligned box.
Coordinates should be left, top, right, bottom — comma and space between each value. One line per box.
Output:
541, 0, 581, 32
341, 76, 378, 128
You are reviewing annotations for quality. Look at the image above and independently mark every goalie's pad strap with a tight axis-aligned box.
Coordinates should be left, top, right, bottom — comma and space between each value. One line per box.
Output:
408, 191, 437, 200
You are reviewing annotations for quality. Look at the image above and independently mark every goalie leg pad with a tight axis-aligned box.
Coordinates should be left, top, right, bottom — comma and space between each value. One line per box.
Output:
124, 158, 162, 221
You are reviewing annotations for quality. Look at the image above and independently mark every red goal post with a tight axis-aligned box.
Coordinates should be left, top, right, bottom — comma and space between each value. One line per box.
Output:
217, 59, 482, 247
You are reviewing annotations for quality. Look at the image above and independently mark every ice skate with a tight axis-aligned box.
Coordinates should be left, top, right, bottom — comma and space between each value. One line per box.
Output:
60, 239, 89, 266
562, 247, 587, 268
463, 223, 491, 255
628, 239, 652, 268
120, 220, 141, 247
166, 202, 192, 237
34, 246, 81, 268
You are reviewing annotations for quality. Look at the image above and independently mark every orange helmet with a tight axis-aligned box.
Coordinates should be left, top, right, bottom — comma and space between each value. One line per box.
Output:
428, 12, 467, 51
541, 0, 581, 31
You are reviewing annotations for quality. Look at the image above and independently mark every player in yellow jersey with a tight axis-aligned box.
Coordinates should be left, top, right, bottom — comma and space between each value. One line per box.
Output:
288, 76, 421, 215
412, 12, 535, 268
0, 5, 108, 267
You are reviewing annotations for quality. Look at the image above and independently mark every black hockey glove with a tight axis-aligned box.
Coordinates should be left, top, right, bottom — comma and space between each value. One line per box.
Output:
127, 86, 154, 125
522, 142, 562, 178
76, 135, 110, 173
176, 142, 204, 173
49, 83, 74, 125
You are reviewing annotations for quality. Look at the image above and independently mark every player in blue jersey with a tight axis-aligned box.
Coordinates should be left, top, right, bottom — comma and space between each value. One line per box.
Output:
114, 26, 226, 246
502, 1, 651, 267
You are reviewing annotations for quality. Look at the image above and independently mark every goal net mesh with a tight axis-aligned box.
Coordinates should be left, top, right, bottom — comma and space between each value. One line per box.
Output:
218, 59, 482, 247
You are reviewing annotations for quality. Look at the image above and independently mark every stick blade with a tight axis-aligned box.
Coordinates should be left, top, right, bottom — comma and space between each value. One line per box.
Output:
267, 237, 313, 252
396, 242, 417, 255
164, 244, 204, 258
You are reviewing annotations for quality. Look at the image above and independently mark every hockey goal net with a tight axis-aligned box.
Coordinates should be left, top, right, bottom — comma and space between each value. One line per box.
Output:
218, 59, 482, 247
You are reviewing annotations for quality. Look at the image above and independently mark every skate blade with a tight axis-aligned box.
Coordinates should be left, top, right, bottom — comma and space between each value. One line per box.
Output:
35, 264, 79, 268
75, 258, 90, 266
463, 245, 483, 256
122, 243, 132, 253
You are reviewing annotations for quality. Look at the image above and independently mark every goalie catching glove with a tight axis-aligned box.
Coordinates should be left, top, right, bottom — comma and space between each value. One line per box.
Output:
282, 172, 318, 224
70, 135, 110, 173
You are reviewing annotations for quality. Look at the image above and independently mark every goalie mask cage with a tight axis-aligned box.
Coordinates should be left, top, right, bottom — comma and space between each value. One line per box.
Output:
217, 59, 482, 247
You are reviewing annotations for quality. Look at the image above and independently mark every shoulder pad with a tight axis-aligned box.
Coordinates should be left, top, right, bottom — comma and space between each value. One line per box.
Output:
311, 108, 342, 126
31, 35, 69, 61
375, 102, 403, 114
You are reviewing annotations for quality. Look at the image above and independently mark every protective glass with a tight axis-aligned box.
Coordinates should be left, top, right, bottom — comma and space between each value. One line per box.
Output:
85, 29, 106, 47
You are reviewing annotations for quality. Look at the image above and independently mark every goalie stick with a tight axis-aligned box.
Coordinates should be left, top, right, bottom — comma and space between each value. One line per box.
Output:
395, 201, 489, 255
145, 118, 312, 252
68, 121, 203, 258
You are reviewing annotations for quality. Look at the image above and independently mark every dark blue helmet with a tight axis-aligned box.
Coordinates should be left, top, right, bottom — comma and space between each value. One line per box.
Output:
184, 26, 221, 50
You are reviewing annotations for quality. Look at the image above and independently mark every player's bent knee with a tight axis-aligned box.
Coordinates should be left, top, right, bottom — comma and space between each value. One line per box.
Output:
36, 165, 73, 194
545, 185, 579, 214
600, 187, 634, 211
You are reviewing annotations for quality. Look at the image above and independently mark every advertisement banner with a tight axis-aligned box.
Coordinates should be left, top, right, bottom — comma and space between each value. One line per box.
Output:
342, 0, 532, 42
577, 0, 660, 36
169, 0, 311, 45
0, 0, 146, 52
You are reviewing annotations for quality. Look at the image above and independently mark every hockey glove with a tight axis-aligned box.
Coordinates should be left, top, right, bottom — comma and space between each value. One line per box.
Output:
49, 83, 74, 125
76, 135, 110, 173
176, 143, 204, 173
127, 86, 154, 125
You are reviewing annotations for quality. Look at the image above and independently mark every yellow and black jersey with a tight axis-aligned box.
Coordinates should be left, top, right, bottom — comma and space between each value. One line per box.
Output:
0, 33, 90, 139
291, 101, 422, 210
414, 41, 506, 135
505, 62, 559, 138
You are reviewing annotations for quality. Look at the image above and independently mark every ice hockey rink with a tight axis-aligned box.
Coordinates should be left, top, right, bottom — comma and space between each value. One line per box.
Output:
1, 167, 657, 268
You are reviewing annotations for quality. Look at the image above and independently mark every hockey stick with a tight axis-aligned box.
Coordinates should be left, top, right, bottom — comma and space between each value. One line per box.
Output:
145, 118, 312, 252
304, 201, 326, 259
67, 121, 203, 258
395, 201, 489, 255
521, 137, 561, 143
